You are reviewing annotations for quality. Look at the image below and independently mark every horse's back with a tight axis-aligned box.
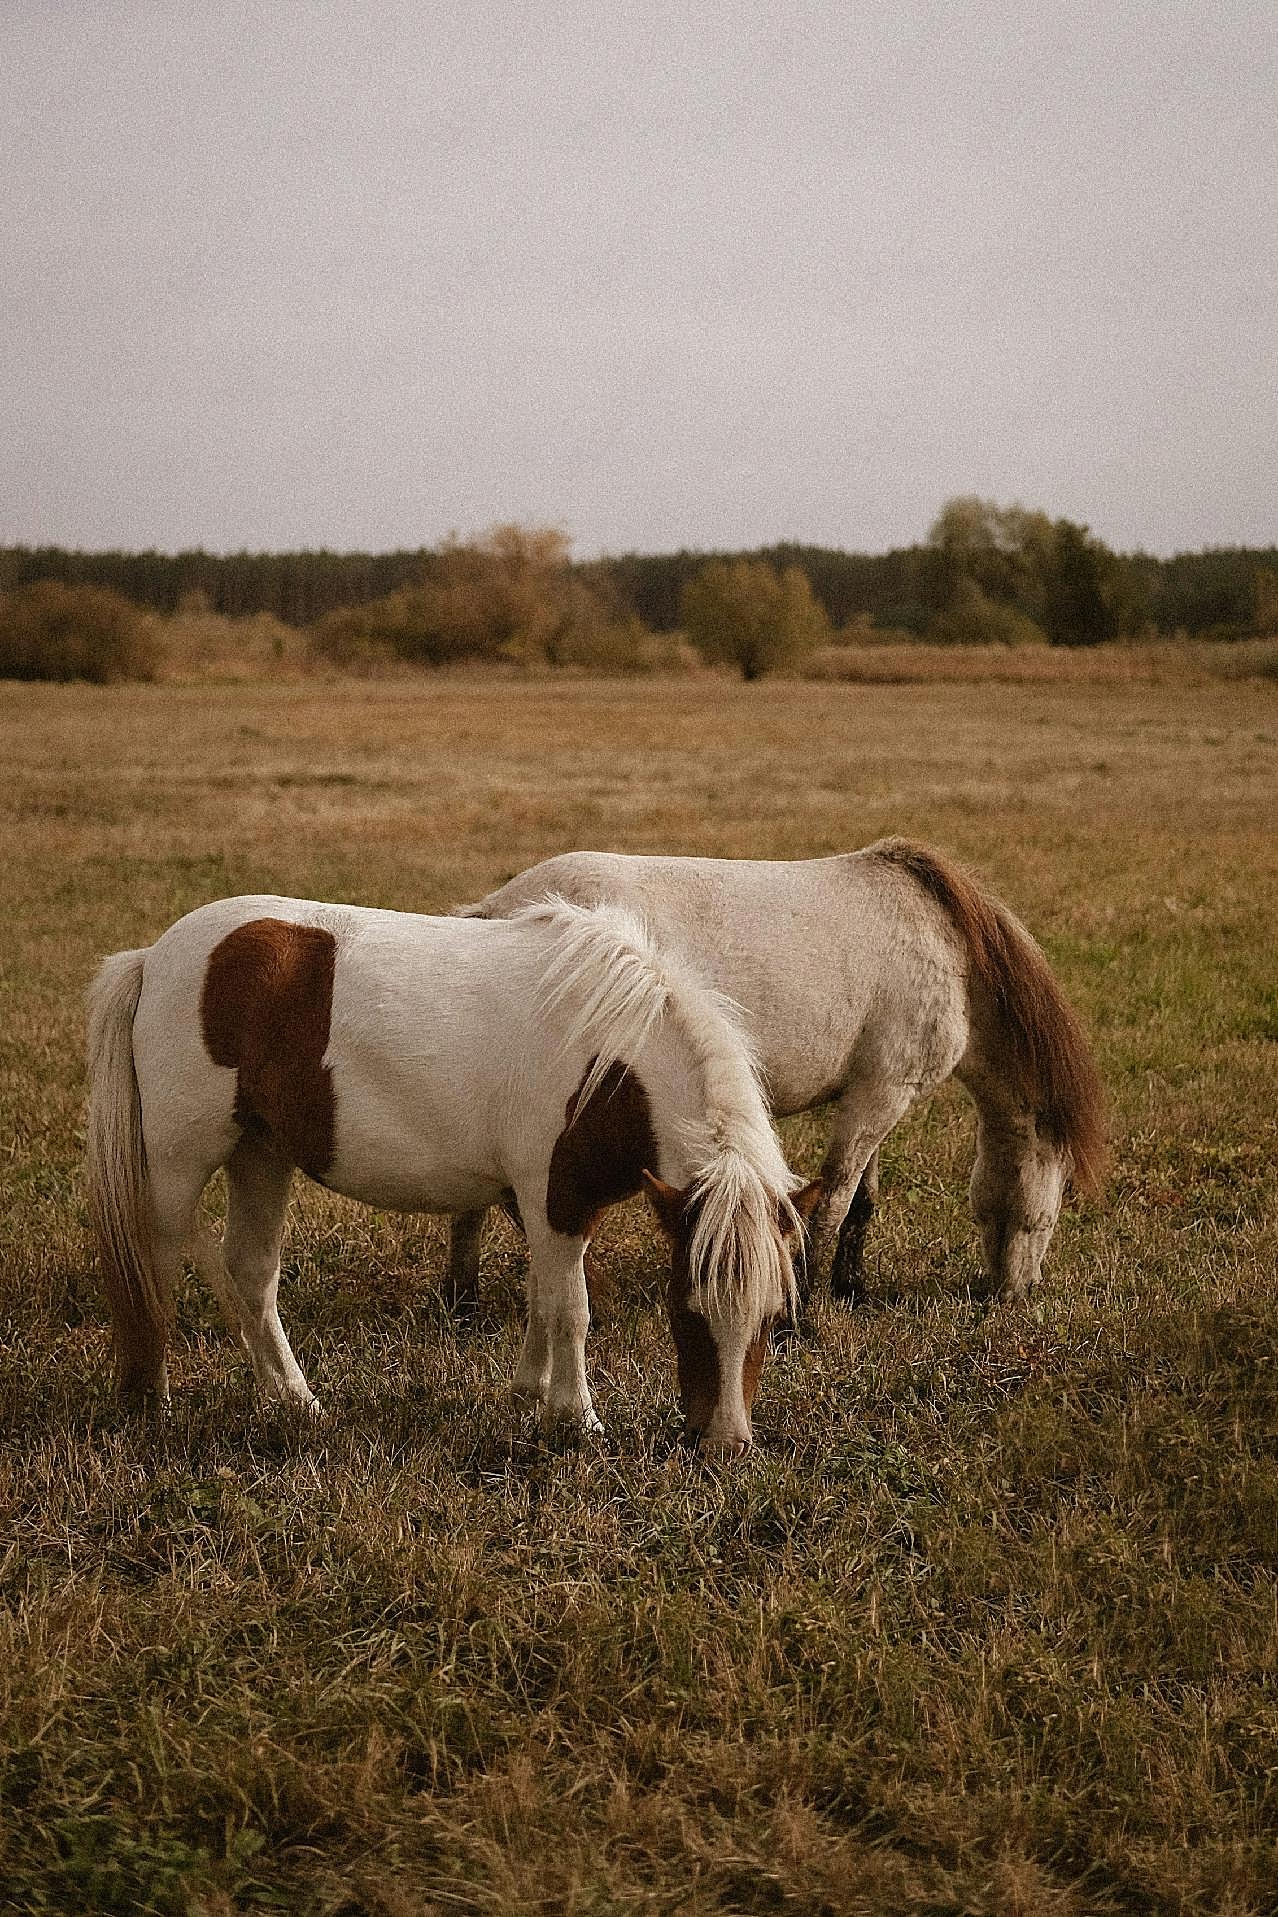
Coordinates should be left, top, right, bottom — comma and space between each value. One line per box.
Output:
462, 849, 967, 1114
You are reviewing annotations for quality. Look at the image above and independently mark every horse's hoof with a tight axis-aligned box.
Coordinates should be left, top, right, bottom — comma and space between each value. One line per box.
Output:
540, 1404, 605, 1445
120, 1387, 172, 1423
271, 1400, 322, 1423
444, 1292, 480, 1327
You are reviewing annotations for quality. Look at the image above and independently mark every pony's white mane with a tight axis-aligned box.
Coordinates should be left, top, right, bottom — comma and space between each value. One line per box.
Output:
516, 897, 800, 1327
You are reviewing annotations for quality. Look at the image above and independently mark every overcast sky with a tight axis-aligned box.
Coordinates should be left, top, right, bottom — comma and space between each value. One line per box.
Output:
3, 2, 1274, 558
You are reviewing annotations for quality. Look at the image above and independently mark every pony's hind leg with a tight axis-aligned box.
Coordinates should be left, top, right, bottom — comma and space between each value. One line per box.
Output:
219, 1141, 314, 1408
111, 1150, 221, 1410
115, 1158, 211, 1408
445, 1209, 486, 1316
969, 1116, 1067, 1302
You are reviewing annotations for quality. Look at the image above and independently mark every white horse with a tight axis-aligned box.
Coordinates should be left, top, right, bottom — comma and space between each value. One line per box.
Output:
451, 838, 1105, 1313
86, 896, 819, 1455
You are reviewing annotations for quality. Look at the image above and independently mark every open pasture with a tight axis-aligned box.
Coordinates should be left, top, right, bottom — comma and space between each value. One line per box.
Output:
2, 673, 1276, 1914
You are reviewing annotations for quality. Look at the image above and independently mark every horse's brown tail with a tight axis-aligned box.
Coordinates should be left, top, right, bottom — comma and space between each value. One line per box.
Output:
86, 946, 171, 1398
869, 839, 1107, 1193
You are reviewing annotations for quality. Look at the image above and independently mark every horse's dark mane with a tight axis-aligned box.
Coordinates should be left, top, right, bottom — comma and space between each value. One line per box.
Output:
868, 839, 1107, 1193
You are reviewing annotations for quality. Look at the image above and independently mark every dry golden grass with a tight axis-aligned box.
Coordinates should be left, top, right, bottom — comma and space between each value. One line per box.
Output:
145, 605, 1278, 691
2, 674, 1277, 1914
806, 635, 1278, 685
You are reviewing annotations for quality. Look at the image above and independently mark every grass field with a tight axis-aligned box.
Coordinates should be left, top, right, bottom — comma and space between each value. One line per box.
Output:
2, 672, 1276, 1916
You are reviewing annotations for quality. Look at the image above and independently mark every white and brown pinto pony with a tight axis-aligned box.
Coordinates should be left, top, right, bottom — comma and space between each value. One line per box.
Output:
453, 839, 1106, 1313
86, 895, 817, 1454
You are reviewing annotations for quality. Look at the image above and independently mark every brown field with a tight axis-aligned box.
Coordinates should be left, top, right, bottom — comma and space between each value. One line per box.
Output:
2, 672, 1276, 1915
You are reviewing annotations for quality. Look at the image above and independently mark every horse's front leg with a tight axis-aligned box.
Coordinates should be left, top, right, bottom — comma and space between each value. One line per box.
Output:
512, 1257, 550, 1405
828, 1148, 880, 1305
969, 1118, 1067, 1303
518, 1214, 601, 1436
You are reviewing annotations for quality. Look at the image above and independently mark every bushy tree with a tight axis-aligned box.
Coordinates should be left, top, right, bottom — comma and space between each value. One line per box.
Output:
1039, 520, 1123, 646
924, 498, 1056, 620
680, 559, 830, 679
1252, 566, 1278, 636
924, 498, 1143, 646
0, 580, 161, 682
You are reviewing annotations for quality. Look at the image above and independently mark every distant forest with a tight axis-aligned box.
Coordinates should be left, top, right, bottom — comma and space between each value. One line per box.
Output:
2, 528, 1276, 640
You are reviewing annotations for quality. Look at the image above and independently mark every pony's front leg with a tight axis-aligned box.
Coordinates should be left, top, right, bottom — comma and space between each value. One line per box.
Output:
520, 1217, 601, 1436
970, 1120, 1067, 1302
512, 1260, 550, 1406
813, 1082, 916, 1306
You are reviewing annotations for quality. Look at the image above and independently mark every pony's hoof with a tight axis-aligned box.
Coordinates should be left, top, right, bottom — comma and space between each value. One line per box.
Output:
699, 1435, 751, 1463
262, 1391, 322, 1420
120, 1387, 172, 1423
540, 1404, 605, 1446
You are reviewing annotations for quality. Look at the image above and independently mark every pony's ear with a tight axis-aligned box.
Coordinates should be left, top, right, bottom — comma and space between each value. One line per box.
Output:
785, 1178, 825, 1236
642, 1170, 687, 1238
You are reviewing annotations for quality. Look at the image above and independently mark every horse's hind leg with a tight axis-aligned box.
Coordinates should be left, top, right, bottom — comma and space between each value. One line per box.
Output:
120, 1158, 212, 1407
969, 1116, 1066, 1302
219, 1141, 314, 1408
445, 1209, 486, 1315
444, 1194, 526, 1317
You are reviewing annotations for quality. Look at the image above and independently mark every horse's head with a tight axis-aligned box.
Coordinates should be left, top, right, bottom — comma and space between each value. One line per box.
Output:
642, 1170, 823, 1458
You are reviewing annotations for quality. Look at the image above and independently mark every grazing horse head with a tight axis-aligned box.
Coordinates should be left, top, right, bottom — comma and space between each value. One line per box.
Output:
643, 1169, 823, 1456
531, 895, 823, 1455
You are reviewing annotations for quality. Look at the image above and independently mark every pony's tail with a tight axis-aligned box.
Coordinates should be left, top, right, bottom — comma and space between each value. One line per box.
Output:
86, 947, 170, 1398
870, 840, 1107, 1194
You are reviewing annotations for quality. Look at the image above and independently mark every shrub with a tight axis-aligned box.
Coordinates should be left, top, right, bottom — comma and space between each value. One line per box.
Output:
0, 580, 162, 683
162, 597, 304, 680
680, 559, 831, 679
309, 526, 650, 673
924, 581, 1048, 648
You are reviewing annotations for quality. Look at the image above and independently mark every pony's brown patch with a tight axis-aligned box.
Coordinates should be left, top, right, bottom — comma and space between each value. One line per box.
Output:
869, 838, 1107, 1191
545, 1060, 658, 1239
201, 918, 337, 1179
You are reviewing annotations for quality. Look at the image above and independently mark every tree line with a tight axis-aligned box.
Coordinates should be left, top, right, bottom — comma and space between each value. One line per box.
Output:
3, 509, 1276, 643
2, 505, 1276, 683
